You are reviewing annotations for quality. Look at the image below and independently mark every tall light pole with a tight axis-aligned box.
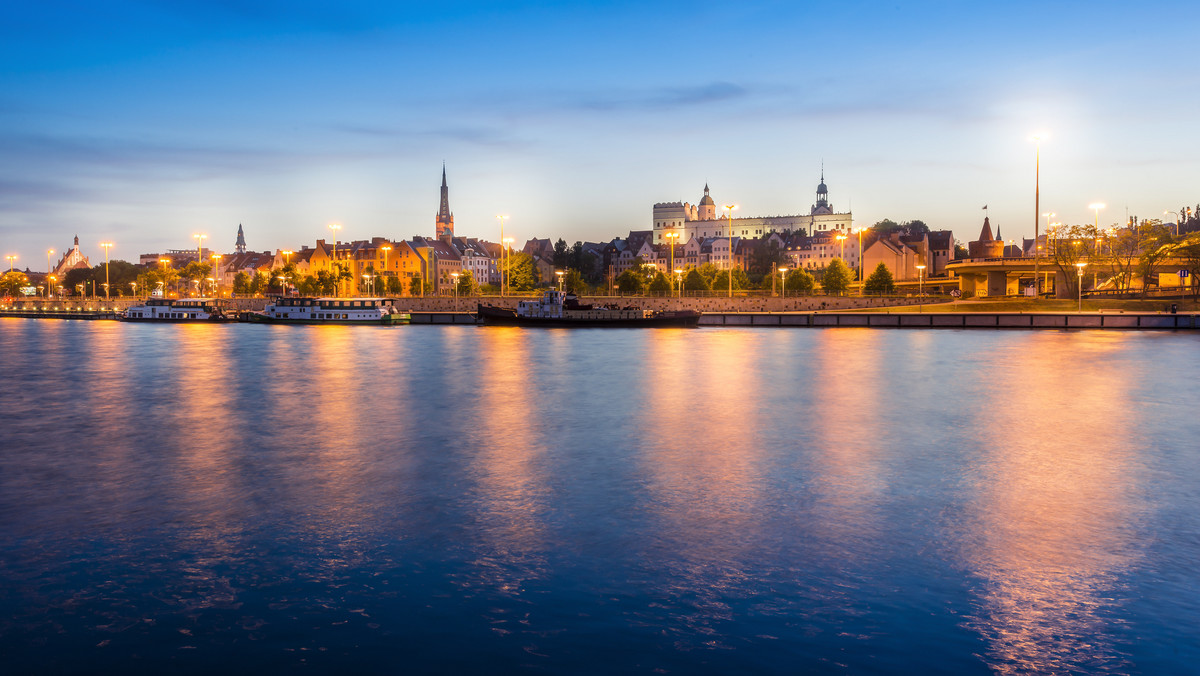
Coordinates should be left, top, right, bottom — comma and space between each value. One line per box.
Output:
1039, 212, 1055, 296
210, 254, 222, 297
282, 249, 294, 265
451, 272, 460, 311
916, 263, 926, 310
1032, 134, 1044, 298
502, 237, 515, 296
497, 215, 507, 297
1075, 262, 1086, 311
46, 249, 54, 298
778, 266, 788, 298
6, 254, 16, 273
555, 270, 564, 292
665, 230, 680, 297
381, 245, 391, 295
1089, 203, 1105, 290
327, 223, 342, 296
99, 242, 113, 300
723, 204, 737, 298
836, 232, 846, 260
674, 268, 683, 297
193, 233, 206, 264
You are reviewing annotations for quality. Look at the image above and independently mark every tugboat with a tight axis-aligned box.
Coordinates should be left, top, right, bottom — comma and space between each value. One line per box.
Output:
478, 290, 700, 327
246, 297, 409, 325
122, 297, 233, 322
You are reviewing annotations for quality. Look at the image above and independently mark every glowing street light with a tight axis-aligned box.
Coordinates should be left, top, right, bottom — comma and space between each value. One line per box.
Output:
502, 236, 515, 297
193, 233, 206, 264
674, 268, 683, 297
380, 245, 391, 295
723, 204, 738, 298
777, 266, 788, 298
210, 254, 222, 297
835, 232, 847, 260
555, 270, 564, 292
130, 281, 137, 299
281, 249, 294, 265
497, 215, 508, 297
451, 272, 460, 311
6, 254, 16, 273
665, 230, 680, 296
45, 249, 54, 296
1032, 134, 1046, 295
99, 241, 113, 300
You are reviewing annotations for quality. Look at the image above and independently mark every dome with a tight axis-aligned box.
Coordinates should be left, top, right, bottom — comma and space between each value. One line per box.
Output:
699, 183, 715, 206
817, 181, 828, 194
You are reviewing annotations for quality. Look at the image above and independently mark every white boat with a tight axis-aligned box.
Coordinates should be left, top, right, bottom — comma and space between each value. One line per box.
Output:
122, 297, 231, 322
248, 297, 410, 325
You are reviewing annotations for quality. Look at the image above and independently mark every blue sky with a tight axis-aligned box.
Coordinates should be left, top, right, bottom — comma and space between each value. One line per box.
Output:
2, 0, 1197, 267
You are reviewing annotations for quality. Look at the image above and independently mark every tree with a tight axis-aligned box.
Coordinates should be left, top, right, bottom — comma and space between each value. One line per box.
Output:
553, 238, 569, 268
249, 271, 270, 296
1, 270, 27, 296
822, 257, 852, 294
863, 262, 896, 294
455, 269, 476, 296
1177, 234, 1200, 298
683, 268, 711, 292
711, 268, 750, 291
903, 220, 930, 235
1136, 223, 1175, 297
385, 274, 404, 296
506, 252, 538, 291
409, 275, 423, 296
873, 219, 903, 235
695, 262, 720, 287
615, 268, 644, 294
1108, 226, 1141, 293
563, 269, 589, 295
648, 270, 672, 294
233, 271, 252, 296
63, 267, 94, 294
785, 267, 816, 293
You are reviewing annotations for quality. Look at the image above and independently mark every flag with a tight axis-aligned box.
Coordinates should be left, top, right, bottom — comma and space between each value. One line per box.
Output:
982, 205, 988, 210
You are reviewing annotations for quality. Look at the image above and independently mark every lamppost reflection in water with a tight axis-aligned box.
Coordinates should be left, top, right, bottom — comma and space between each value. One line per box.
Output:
954, 332, 1143, 674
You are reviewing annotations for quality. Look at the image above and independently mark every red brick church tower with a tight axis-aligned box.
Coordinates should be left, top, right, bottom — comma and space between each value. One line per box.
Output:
436, 164, 454, 242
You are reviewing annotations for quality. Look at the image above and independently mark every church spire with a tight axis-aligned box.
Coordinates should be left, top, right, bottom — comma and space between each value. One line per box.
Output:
235, 223, 246, 254
436, 164, 454, 241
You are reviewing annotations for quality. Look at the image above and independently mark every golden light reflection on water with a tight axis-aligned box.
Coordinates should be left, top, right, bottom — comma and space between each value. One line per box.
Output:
959, 331, 1144, 674
807, 329, 889, 523
641, 329, 767, 544
473, 327, 547, 553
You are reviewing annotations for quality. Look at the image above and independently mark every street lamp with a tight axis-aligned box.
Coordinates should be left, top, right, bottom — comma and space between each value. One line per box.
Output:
5, 254, 15, 273
1075, 262, 1087, 311
381, 245, 391, 294
46, 249, 54, 296
1038, 212, 1055, 296
327, 224, 342, 295
674, 268, 683, 297
723, 204, 738, 298
665, 231, 680, 296
916, 263, 926, 304
555, 270, 564, 292
502, 237, 515, 296
48, 275, 56, 300
276, 275, 290, 296
282, 249, 294, 265
778, 266, 788, 298
99, 242, 113, 300
210, 254, 222, 297
497, 215, 508, 297
451, 272, 460, 311
835, 232, 847, 260
1032, 134, 1045, 296
193, 233, 206, 264
130, 281, 137, 298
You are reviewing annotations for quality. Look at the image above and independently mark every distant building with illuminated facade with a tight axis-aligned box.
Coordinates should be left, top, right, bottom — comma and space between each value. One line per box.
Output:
652, 174, 853, 245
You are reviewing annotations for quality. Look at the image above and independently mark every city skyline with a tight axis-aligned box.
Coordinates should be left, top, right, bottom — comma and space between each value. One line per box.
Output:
2, 1, 1198, 264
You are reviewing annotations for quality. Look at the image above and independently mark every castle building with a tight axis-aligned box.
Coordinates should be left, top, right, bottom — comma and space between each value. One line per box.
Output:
967, 217, 1004, 258
652, 173, 853, 245
436, 165, 454, 242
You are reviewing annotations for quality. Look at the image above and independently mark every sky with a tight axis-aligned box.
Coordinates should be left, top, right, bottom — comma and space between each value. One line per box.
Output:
2, 0, 1198, 269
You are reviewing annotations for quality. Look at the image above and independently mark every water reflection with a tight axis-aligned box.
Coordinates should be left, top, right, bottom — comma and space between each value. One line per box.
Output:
956, 332, 1145, 674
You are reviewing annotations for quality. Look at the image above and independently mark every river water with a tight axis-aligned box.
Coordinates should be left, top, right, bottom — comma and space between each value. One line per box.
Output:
1, 320, 1198, 674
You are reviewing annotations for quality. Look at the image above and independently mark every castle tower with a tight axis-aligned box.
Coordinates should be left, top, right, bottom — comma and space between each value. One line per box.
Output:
436, 164, 454, 242
235, 223, 246, 254
811, 170, 832, 215
698, 183, 716, 220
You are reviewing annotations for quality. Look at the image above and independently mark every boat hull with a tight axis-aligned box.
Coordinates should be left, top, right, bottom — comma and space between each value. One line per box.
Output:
244, 312, 409, 325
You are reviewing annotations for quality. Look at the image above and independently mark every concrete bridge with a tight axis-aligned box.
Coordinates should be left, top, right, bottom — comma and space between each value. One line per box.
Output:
946, 256, 1195, 298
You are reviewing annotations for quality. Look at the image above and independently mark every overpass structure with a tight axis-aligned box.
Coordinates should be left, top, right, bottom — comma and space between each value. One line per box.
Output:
946, 256, 1195, 298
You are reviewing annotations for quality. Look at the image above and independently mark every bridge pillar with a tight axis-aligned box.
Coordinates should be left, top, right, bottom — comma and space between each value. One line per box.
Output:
986, 271, 1008, 297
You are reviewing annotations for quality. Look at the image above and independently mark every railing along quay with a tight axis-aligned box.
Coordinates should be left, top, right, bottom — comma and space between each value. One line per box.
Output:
699, 312, 1198, 329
